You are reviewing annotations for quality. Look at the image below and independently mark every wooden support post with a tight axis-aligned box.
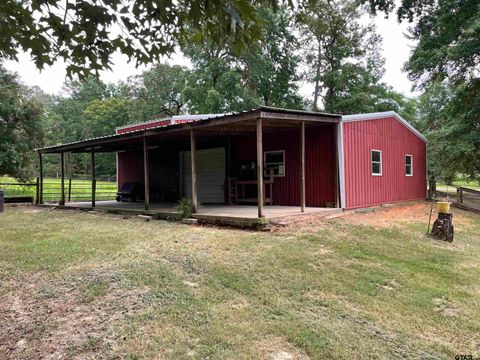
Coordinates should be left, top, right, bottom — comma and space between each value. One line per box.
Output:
143, 137, 150, 211
68, 178, 72, 202
256, 118, 264, 218
60, 152, 65, 205
190, 130, 198, 213
300, 121, 306, 212
35, 177, 40, 205
39, 152, 43, 204
91, 148, 96, 208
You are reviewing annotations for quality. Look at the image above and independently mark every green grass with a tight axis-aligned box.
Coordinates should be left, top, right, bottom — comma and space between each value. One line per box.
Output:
1, 204, 480, 359
0, 176, 117, 202
437, 178, 480, 192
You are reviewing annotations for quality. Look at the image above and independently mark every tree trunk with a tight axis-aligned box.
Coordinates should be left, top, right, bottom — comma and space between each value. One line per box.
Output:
312, 43, 322, 111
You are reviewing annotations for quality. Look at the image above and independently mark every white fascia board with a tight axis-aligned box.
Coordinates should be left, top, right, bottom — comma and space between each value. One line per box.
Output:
342, 111, 427, 143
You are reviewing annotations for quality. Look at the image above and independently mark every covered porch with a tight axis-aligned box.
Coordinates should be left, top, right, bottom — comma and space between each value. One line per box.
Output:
58, 200, 341, 226
37, 107, 343, 225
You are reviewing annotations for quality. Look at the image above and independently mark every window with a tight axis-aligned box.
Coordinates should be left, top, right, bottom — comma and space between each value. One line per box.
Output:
264, 150, 285, 177
371, 150, 382, 176
405, 154, 413, 176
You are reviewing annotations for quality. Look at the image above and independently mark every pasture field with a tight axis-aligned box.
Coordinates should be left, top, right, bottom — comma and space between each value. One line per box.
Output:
0, 176, 117, 202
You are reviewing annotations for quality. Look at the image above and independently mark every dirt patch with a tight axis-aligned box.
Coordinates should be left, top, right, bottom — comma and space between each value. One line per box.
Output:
275, 202, 475, 233
432, 296, 459, 318
253, 336, 310, 360
0, 271, 149, 360
334, 202, 471, 229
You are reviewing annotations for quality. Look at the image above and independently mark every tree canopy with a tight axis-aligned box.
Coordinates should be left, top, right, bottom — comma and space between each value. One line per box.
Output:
0, 0, 274, 78
0, 65, 44, 180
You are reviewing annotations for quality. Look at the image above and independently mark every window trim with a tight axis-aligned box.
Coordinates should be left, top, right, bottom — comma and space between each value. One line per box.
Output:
405, 154, 413, 176
371, 149, 382, 176
264, 150, 285, 177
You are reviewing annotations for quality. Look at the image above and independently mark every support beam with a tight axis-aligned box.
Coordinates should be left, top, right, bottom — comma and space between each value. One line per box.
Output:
336, 121, 346, 209
143, 137, 150, 211
91, 148, 96, 208
190, 130, 198, 213
38, 152, 43, 204
334, 124, 340, 208
60, 152, 65, 205
300, 121, 306, 212
256, 118, 264, 218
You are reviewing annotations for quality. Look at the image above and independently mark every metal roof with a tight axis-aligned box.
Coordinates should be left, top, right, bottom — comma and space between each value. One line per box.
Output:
115, 113, 228, 131
38, 107, 341, 154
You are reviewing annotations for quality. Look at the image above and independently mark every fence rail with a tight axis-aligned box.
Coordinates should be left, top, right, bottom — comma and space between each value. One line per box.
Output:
456, 187, 480, 211
0, 177, 117, 204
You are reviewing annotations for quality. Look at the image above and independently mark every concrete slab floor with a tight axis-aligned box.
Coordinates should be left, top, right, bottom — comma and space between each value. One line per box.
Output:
57, 200, 340, 220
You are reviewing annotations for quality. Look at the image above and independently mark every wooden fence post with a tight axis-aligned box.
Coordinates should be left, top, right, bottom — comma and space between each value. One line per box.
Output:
68, 178, 72, 202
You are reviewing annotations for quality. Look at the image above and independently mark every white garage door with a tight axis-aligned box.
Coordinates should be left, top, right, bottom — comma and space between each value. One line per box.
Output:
182, 147, 226, 203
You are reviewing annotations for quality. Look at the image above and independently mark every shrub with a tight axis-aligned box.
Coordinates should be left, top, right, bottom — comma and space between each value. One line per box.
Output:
178, 198, 193, 219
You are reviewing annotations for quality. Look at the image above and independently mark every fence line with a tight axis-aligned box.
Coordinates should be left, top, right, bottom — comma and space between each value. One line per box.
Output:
0, 177, 117, 204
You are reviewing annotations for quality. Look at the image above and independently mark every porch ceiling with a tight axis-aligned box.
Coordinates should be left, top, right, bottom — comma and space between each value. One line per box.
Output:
38, 107, 340, 154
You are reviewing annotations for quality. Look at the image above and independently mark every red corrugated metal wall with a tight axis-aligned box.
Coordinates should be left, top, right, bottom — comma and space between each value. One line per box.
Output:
231, 125, 336, 206
343, 116, 427, 209
117, 148, 180, 201
117, 151, 144, 187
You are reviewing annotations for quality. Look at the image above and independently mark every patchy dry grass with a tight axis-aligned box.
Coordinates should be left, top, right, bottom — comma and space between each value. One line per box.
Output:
1, 203, 480, 359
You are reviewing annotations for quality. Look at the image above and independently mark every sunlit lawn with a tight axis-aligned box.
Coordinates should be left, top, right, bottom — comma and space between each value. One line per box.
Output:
1, 203, 480, 359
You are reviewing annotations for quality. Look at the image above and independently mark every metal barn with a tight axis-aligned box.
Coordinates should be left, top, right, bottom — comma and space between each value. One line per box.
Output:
37, 108, 427, 225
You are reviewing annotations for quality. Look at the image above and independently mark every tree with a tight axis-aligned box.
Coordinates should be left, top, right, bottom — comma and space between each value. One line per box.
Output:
83, 98, 133, 175
83, 98, 133, 138
42, 77, 123, 177
182, 42, 259, 113
241, 7, 304, 109
417, 81, 480, 183
0, 0, 275, 78
298, 0, 381, 112
0, 65, 44, 180
363, 0, 480, 180
129, 63, 189, 120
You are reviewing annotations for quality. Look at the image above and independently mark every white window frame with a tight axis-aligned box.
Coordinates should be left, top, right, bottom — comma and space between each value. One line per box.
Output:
371, 149, 382, 176
264, 150, 285, 177
405, 154, 413, 176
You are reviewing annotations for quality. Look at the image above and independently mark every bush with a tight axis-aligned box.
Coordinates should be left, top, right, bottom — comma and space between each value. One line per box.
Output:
178, 198, 193, 219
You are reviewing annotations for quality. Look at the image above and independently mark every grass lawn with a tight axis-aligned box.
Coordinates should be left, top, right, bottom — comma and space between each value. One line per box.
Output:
1, 203, 480, 359
0, 176, 117, 202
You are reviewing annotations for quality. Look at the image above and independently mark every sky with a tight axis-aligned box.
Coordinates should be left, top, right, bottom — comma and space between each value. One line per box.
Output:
4, 11, 417, 99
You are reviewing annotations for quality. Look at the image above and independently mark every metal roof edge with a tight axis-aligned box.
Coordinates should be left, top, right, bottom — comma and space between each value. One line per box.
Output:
341, 111, 427, 143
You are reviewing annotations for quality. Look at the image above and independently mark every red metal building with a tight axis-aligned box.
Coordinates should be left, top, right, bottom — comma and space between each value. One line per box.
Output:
340, 112, 427, 209
115, 110, 427, 210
